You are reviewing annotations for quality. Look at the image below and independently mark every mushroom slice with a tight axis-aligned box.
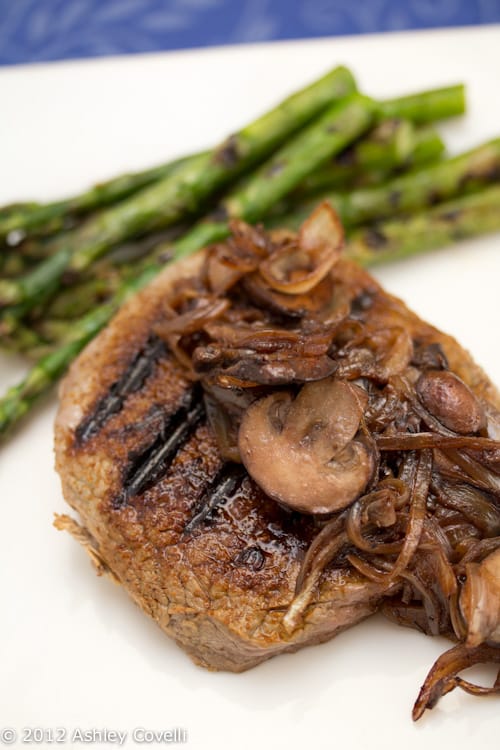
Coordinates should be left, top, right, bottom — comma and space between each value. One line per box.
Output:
238, 377, 374, 514
460, 546, 500, 647
258, 202, 343, 295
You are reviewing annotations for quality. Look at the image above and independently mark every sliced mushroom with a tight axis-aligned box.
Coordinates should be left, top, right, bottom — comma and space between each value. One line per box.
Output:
460, 546, 500, 646
238, 377, 375, 514
258, 202, 343, 295
416, 369, 486, 434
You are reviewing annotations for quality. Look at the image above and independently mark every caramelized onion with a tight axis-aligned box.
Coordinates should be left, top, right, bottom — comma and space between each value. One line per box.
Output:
412, 643, 500, 721
443, 447, 500, 497
348, 450, 432, 583
283, 514, 348, 633
204, 220, 269, 294
155, 296, 229, 337
432, 478, 500, 537
345, 478, 409, 554
194, 347, 338, 387
259, 202, 343, 294
242, 269, 339, 319
399, 569, 443, 636
204, 322, 334, 357
334, 327, 413, 382
376, 433, 500, 452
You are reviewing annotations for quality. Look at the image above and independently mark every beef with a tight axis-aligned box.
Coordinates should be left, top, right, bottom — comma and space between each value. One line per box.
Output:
54, 251, 500, 672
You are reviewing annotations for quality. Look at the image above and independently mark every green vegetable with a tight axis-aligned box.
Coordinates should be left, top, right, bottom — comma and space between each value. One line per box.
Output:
269, 138, 500, 230
345, 184, 500, 266
296, 122, 445, 194
377, 84, 465, 124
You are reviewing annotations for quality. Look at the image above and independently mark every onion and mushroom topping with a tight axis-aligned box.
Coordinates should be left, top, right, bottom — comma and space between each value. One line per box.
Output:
152, 202, 500, 720
238, 378, 375, 514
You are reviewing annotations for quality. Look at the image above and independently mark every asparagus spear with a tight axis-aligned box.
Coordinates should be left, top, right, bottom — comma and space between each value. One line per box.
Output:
377, 84, 465, 124
297, 122, 445, 194
2, 122, 443, 277
0, 326, 107, 435
0, 157, 196, 240
345, 184, 500, 266
269, 138, 500, 230
408, 126, 447, 168
0, 321, 49, 357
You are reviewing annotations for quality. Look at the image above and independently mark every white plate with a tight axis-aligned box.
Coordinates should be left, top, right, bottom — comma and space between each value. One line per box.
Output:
1, 26, 500, 750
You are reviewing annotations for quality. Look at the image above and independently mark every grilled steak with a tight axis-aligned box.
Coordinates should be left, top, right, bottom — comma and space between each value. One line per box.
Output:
54, 206, 500, 709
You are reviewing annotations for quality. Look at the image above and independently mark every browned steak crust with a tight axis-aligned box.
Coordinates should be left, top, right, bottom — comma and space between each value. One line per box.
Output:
54, 252, 500, 671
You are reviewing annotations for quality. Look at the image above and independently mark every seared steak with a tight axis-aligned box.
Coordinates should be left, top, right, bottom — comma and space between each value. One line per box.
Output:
54, 209, 500, 694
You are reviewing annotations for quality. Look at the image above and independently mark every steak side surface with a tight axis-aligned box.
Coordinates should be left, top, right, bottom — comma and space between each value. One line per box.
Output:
54, 251, 500, 672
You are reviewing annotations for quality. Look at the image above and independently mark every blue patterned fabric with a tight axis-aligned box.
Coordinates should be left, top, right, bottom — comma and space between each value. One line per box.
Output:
1, 0, 499, 66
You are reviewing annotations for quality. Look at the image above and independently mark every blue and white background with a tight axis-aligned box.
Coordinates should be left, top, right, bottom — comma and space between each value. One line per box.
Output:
1, 0, 499, 66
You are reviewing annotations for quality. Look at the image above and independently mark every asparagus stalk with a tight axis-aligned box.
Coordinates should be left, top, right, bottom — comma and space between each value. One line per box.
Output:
341, 138, 500, 226
0, 321, 49, 357
377, 84, 465, 124
0, 331, 103, 435
43, 92, 375, 315
408, 125, 447, 167
43, 276, 121, 320
269, 138, 500, 230
2, 123, 442, 274
298, 122, 445, 194
345, 184, 500, 266
0, 154, 202, 240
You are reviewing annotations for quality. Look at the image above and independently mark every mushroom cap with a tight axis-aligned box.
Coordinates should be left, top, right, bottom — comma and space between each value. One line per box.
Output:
238, 378, 375, 514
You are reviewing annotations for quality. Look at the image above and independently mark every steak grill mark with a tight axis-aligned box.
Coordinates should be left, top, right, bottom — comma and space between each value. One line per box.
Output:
117, 386, 205, 506
75, 335, 167, 445
183, 463, 246, 536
